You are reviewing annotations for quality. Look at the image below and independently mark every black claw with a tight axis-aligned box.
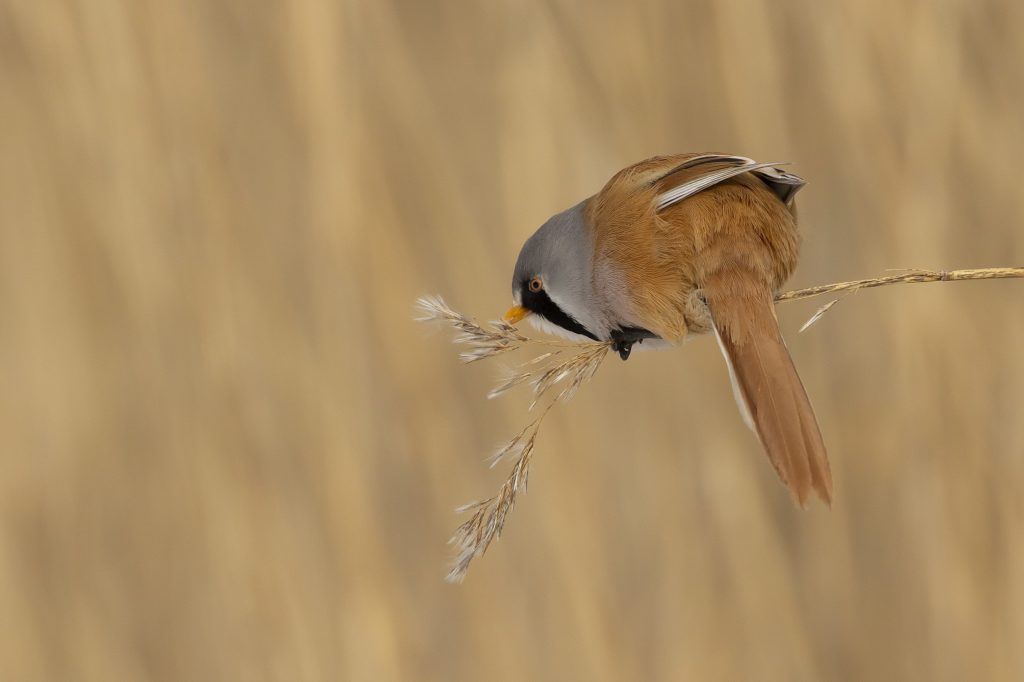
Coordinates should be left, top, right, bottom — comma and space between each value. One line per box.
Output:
613, 341, 632, 361
610, 326, 658, 361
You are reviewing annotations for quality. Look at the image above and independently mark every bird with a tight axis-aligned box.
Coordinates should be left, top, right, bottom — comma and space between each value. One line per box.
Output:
503, 153, 832, 507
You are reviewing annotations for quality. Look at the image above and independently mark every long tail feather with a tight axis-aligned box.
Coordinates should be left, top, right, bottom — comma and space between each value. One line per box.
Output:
704, 270, 833, 506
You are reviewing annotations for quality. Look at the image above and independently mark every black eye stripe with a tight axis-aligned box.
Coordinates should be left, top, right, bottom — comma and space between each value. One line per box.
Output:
520, 287, 598, 341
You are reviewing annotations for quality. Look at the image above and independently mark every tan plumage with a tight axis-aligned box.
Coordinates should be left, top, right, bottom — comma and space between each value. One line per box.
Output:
509, 153, 832, 506
590, 154, 832, 505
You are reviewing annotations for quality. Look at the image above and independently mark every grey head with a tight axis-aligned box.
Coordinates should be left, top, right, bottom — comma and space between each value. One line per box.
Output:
510, 201, 607, 342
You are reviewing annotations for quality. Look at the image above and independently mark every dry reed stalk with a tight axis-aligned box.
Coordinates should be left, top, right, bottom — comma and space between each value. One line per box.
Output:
417, 266, 1023, 581
774, 266, 1024, 302
777, 267, 1024, 330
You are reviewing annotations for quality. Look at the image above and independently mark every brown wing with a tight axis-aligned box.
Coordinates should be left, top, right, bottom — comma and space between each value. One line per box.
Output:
590, 154, 829, 504
588, 155, 756, 342
703, 267, 833, 507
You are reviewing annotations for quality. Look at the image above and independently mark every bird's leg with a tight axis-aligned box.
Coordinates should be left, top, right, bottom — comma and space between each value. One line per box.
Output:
611, 338, 633, 361
610, 327, 658, 361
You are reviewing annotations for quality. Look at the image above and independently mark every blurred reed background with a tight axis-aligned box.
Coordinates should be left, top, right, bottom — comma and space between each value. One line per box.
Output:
2, 1, 1023, 680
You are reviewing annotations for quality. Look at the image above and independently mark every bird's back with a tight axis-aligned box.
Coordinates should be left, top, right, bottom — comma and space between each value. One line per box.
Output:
588, 155, 801, 341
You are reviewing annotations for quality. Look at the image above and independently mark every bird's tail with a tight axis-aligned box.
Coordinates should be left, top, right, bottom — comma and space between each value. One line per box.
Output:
702, 268, 833, 507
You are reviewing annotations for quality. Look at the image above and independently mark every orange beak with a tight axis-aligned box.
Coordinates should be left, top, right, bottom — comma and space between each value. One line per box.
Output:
503, 305, 530, 325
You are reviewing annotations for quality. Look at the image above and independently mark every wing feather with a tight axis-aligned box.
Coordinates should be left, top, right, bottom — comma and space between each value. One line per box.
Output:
656, 161, 789, 212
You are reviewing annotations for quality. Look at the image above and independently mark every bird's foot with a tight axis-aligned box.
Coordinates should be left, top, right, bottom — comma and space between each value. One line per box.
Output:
609, 328, 650, 361
611, 339, 633, 361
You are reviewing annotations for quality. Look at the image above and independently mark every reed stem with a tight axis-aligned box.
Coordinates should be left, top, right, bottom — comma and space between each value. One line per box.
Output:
774, 267, 1024, 303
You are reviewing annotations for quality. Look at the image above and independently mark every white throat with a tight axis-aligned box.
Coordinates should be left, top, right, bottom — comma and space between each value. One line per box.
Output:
524, 313, 594, 343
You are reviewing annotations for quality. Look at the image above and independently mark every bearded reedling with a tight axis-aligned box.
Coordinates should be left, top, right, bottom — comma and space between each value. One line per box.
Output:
504, 154, 830, 507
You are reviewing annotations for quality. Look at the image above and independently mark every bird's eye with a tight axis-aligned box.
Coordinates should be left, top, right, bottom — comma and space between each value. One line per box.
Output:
528, 277, 543, 293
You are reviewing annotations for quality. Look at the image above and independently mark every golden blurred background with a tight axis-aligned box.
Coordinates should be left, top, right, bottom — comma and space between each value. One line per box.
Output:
2, 1, 1024, 679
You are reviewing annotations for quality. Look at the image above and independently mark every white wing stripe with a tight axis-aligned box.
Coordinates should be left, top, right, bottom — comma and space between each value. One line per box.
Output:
670, 153, 754, 171
655, 161, 788, 212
